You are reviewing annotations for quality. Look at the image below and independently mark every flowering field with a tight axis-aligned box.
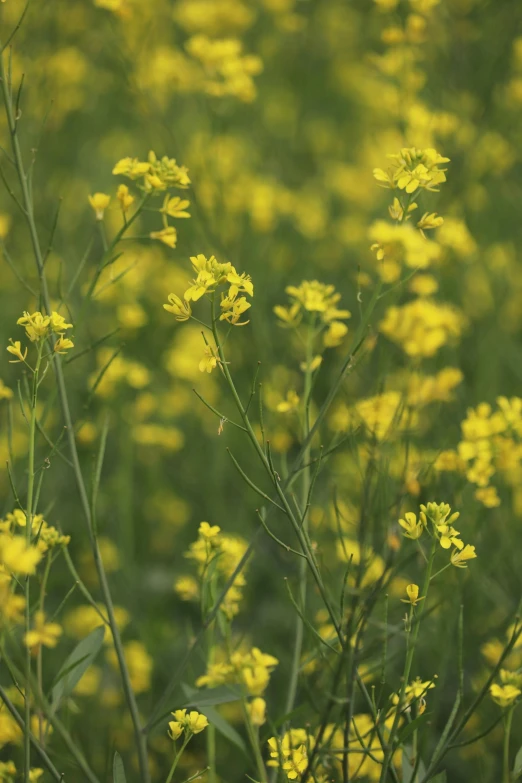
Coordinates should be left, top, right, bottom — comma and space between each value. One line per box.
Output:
1, 0, 522, 781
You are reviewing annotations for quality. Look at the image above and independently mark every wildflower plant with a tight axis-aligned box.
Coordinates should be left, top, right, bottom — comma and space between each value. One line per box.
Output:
1, 1, 522, 782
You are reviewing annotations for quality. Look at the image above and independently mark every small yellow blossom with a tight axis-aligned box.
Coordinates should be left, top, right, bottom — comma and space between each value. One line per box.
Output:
163, 294, 192, 321
24, 611, 63, 651
490, 683, 521, 708
168, 708, 208, 739
248, 697, 266, 726
161, 195, 191, 219
450, 544, 477, 568
417, 212, 444, 232
150, 226, 178, 248
116, 184, 135, 212
6, 340, 28, 363
88, 193, 111, 220
54, 335, 74, 355
199, 345, 218, 373
199, 521, 221, 539
0, 535, 43, 574
401, 583, 424, 606
398, 512, 424, 540
277, 390, 300, 413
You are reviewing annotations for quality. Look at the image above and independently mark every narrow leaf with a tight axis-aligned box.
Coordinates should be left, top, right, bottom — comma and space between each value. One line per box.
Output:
52, 625, 105, 707
113, 751, 127, 783
201, 705, 248, 755
397, 712, 430, 744
182, 684, 242, 708
513, 744, 522, 778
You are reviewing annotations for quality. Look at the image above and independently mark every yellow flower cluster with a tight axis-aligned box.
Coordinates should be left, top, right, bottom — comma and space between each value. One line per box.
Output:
185, 35, 263, 102
1, 509, 71, 551
490, 669, 522, 708
113, 151, 190, 192
399, 502, 477, 568
196, 645, 279, 697
168, 708, 209, 740
180, 521, 248, 617
354, 391, 416, 441
164, 254, 254, 372
369, 219, 441, 282
267, 729, 313, 780
379, 298, 465, 358
435, 397, 522, 508
7, 310, 74, 362
373, 147, 449, 194
274, 280, 351, 350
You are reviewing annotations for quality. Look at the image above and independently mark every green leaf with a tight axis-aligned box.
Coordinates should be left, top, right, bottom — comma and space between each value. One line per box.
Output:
113, 751, 126, 783
401, 747, 426, 782
397, 713, 430, 745
181, 684, 247, 755
52, 625, 105, 707
182, 684, 242, 708
513, 744, 522, 778
201, 705, 248, 756
402, 749, 414, 783
428, 773, 447, 783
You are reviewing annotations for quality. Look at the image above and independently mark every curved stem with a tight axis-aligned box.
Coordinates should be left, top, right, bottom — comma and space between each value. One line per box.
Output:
503, 706, 514, 783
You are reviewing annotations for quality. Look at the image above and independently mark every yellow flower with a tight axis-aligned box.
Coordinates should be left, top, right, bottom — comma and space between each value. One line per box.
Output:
199, 345, 218, 373
490, 683, 521, 708
277, 390, 300, 414
49, 312, 73, 333
398, 512, 424, 540
161, 195, 191, 219
185, 711, 209, 733
17, 311, 50, 341
199, 521, 221, 539
29, 770, 43, 782
0, 535, 43, 574
88, 192, 111, 220
401, 583, 424, 606
248, 697, 266, 727
163, 294, 192, 321
273, 302, 302, 328
282, 745, 308, 780
436, 524, 463, 550
174, 576, 199, 601
24, 611, 63, 650
417, 212, 444, 232
112, 157, 151, 179
168, 708, 208, 738
116, 184, 135, 212
150, 226, 178, 248
168, 719, 183, 740
54, 335, 74, 355
323, 320, 348, 348
219, 294, 251, 325
450, 544, 477, 568
6, 340, 28, 363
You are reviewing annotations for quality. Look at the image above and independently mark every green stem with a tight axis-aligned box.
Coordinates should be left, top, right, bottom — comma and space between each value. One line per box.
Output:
379, 541, 437, 782
165, 735, 192, 783
503, 706, 514, 783
284, 321, 314, 717
241, 699, 268, 783
210, 299, 342, 646
0, 47, 151, 783
23, 340, 43, 781
207, 623, 217, 783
